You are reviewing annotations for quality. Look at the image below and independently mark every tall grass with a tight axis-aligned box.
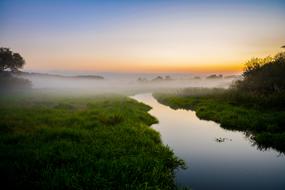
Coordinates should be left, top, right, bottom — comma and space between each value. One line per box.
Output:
0, 92, 184, 189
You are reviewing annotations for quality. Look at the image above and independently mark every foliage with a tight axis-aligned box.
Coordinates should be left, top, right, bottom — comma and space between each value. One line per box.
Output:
0, 48, 25, 72
0, 48, 31, 91
0, 93, 184, 189
233, 52, 285, 93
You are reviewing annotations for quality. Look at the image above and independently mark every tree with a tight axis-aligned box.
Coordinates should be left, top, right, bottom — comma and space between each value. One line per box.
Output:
243, 56, 273, 78
0, 48, 31, 91
233, 52, 285, 93
0, 48, 25, 72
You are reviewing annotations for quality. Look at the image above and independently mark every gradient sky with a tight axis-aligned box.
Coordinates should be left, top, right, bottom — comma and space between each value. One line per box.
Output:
1, 0, 285, 73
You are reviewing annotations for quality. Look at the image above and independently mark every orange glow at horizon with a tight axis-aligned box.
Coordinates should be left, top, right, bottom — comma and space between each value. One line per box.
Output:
25, 54, 245, 74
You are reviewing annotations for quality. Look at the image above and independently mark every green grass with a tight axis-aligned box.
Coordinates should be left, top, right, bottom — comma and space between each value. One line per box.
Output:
153, 89, 285, 153
0, 92, 184, 189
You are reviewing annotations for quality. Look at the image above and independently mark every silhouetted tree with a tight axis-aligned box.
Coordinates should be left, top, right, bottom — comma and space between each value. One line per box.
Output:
0, 48, 25, 72
0, 48, 31, 91
234, 52, 285, 93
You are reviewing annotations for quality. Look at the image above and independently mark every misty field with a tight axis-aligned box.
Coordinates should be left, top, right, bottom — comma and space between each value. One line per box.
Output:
0, 92, 184, 189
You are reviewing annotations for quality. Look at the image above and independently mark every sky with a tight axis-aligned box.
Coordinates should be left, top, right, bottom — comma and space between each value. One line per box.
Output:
1, 0, 285, 74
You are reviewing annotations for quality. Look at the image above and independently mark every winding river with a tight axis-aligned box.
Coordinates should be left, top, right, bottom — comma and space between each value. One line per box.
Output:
132, 93, 285, 190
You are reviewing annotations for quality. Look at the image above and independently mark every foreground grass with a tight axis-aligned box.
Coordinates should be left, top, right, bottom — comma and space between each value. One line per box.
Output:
154, 89, 285, 153
0, 92, 184, 189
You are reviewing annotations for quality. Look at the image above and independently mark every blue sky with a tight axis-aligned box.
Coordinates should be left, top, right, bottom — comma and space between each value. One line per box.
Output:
1, 0, 285, 73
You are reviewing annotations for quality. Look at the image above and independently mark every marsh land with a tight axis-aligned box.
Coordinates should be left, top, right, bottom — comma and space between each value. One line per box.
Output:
0, 92, 184, 189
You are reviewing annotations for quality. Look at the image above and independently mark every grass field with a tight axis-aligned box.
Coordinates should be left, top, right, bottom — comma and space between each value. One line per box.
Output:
154, 88, 285, 153
0, 91, 184, 189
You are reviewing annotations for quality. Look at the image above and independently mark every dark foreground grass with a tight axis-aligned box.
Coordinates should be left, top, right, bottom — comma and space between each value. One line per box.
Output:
154, 89, 285, 153
0, 92, 184, 189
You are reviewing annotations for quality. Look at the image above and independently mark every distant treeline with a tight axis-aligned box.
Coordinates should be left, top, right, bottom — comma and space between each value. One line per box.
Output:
16, 71, 104, 80
137, 74, 239, 83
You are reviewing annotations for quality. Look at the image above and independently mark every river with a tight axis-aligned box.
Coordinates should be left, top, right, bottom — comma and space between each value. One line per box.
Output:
131, 93, 285, 190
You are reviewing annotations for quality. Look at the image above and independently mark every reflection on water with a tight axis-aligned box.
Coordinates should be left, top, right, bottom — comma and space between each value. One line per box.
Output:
132, 93, 285, 190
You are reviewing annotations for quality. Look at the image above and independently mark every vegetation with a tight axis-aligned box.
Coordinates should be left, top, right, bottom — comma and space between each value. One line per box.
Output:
0, 47, 31, 91
154, 52, 285, 153
234, 52, 285, 93
16, 71, 104, 80
0, 48, 25, 72
137, 76, 173, 83
0, 92, 184, 189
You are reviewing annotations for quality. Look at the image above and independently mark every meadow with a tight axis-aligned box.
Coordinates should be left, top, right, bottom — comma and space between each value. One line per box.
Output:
0, 91, 184, 189
154, 88, 285, 153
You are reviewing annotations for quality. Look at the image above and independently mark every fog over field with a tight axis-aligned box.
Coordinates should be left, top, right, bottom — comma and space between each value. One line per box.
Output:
18, 72, 239, 94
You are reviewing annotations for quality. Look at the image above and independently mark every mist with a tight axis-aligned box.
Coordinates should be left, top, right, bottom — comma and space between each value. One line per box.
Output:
17, 72, 239, 95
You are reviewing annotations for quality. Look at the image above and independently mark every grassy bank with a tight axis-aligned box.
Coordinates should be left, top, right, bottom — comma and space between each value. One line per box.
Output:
0, 92, 184, 189
154, 88, 285, 153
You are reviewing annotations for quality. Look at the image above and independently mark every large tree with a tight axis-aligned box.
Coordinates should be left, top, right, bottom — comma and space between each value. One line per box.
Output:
0, 48, 25, 72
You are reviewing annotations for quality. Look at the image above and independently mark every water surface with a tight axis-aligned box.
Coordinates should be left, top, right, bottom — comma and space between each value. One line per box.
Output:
132, 93, 285, 190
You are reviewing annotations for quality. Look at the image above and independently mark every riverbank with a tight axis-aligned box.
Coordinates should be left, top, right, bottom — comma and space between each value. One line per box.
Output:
0, 91, 184, 189
154, 89, 285, 153
134, 93, 285, 190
